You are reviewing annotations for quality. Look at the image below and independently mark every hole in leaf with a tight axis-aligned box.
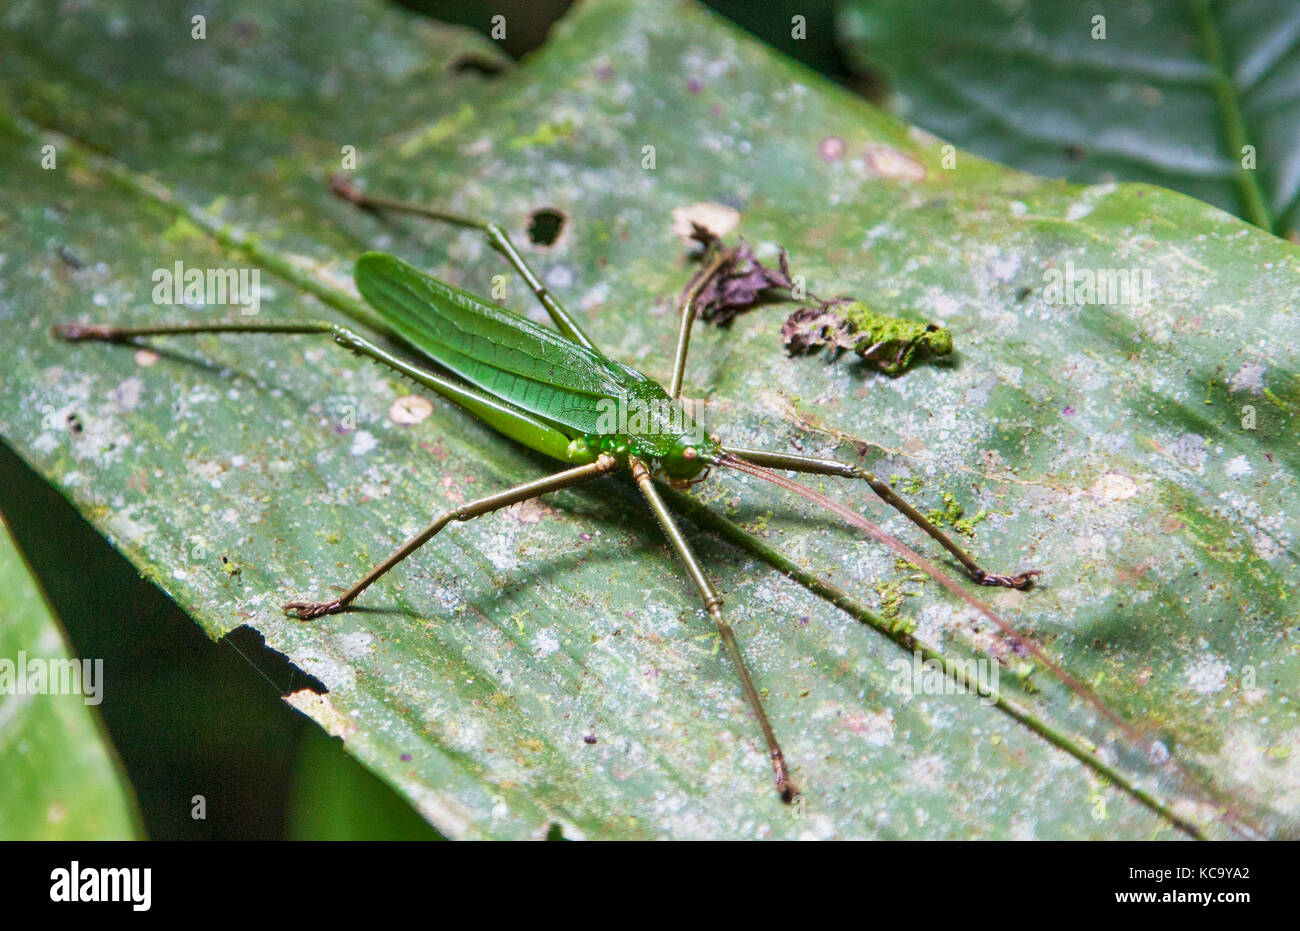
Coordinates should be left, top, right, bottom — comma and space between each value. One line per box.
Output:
527, 208, 566, 247
449, 54, 505, 78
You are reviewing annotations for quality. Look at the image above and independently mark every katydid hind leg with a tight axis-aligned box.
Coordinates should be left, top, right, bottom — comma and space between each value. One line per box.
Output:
720, 446, 1039, 589
54, 316, 579, 463
284, 455, 617, 619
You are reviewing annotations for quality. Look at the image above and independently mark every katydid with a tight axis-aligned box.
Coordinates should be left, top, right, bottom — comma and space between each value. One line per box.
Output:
55, 188, 1072, 804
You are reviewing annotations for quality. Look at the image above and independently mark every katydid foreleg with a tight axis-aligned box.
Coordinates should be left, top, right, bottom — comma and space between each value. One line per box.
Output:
669, 248, 732, 399
329, 177, 597, 352
630, 456, 795, 801
719, 446, 1039, 589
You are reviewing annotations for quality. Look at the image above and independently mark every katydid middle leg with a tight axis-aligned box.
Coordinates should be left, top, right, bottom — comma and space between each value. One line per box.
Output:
721, 446, 1040, 589
285, 454, 617, 618
330, 177, 597, 352
629, 456, 795, 801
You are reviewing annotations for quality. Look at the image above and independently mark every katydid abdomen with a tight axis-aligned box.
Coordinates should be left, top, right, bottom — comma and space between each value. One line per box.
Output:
354, 251, 709, 473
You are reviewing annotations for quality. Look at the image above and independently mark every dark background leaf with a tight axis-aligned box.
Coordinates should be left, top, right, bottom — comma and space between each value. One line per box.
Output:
838, 0, 1300, 239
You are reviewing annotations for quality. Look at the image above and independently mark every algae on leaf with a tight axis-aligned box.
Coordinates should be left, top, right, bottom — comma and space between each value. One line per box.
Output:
0, 0, 1296, 838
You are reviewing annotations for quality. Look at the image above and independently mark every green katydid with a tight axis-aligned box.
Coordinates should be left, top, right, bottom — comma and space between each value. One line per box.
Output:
54, 185, 1145, 806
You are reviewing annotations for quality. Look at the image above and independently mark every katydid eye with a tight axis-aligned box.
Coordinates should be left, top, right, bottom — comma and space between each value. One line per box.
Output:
682, 446, 697, 461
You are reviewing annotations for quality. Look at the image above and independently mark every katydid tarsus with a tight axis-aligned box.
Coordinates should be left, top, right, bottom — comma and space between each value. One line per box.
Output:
57, 183, 1155, 807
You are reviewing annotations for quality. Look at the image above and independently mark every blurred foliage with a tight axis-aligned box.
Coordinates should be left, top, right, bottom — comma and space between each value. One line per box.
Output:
0, 508, 138, 840
288, 725, 443, 840
838, 0, 1300, 239
0, 442, 441, 839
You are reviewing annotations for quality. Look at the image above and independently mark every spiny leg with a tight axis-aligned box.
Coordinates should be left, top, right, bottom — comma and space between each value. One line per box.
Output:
720, 446, 1039, 589
284, 454, 617, 618
329, 176, 597, 352
629, 456, 795, 802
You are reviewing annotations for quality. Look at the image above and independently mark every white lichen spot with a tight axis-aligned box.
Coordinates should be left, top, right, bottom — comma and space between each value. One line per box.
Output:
796, 813, 835, 841
580, 281, 610, 310
1252, 529, 1283, 562
907, 753, 948, 791
296, 656, 356, 693
109, 376, 144, 412
350, 430, 378, 456
1225, 455, 1253, 479
1065, 200, 1094, 221
32, 432, 59, 454
989, 252, 1021, 282
430, 585, 462, 611
1187, 654, 1230, 695
533, 627, 560, 657
851, 708, 895, 748
336, 631, 375, 660
818, 136, 846, 161
105, 508, 155, 545
389, 394, 433, 425
924, 291, 961, 320
671, 202, 740, 242
1168, 433, 1208, 470
1009, 816, 1037, 840
134, 348, 159, 367
502, 499, 551, 524
1227, 360, 1266, 393
1090, 472, 1138, 503
545, 265, 574, 289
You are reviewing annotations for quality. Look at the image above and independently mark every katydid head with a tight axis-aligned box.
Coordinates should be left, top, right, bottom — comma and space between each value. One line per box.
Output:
659, 430, 722, 483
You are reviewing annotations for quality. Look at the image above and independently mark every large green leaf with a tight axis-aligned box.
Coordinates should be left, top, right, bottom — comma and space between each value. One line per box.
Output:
838, 0, 1300, 238
0, 0, 1296, 838
0, 515, 139, 840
